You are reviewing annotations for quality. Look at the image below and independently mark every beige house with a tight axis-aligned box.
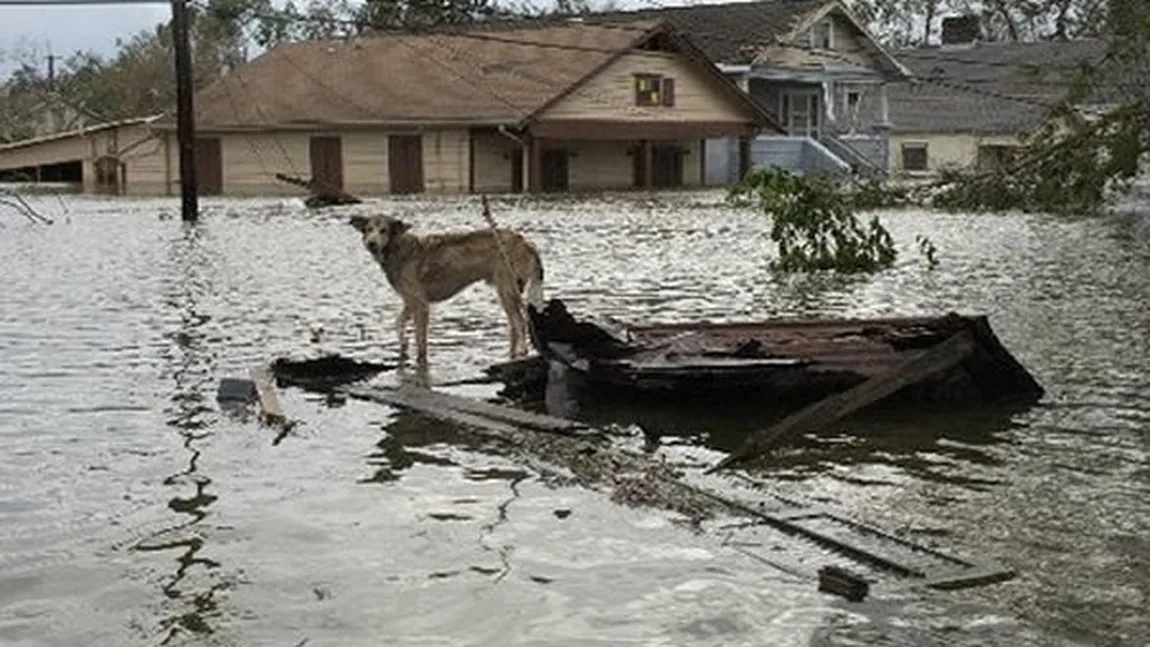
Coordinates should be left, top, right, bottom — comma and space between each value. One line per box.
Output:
162, 19, 779, 196
886, 19, 1118, 176
0, 21, 778, 197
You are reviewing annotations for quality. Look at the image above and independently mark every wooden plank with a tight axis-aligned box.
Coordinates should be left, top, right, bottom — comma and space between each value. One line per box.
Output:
712, 330, 977, 471
680, 470, 1016, 590
343, 384, 598, 437
249, 364, 285, 426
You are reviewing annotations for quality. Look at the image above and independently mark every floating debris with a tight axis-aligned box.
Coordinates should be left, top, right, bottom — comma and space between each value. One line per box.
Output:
269, 354, 396, 392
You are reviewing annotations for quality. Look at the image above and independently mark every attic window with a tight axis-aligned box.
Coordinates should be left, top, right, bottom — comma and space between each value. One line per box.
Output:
809, 19, 834, 50
634, 74, 675, 107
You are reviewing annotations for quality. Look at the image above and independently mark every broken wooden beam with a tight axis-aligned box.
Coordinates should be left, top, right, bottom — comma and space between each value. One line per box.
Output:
274, 172, 362, 208
818, 565, 870, 602
249, 364, 286, 426
711, 330, 977, 471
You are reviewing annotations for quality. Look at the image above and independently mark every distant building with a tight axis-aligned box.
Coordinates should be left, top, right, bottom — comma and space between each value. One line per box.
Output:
884, 15, 1143, 176
569, 0, 913, 179
0, 20, 778, 196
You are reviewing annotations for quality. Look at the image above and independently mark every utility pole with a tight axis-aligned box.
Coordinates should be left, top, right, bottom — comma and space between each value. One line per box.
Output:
46, 53, 56, 90
170, 0, 198, 222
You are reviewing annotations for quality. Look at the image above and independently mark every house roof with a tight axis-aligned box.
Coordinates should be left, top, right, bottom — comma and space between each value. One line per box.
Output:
0, 115, 161, 152
186, 20, 777, 131
886, 38, 1145, 135
573, 0, 832, 65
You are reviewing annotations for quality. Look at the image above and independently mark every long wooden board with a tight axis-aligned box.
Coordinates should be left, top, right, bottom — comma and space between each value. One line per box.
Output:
342, 384, 599, 438
711, 330, 977, 471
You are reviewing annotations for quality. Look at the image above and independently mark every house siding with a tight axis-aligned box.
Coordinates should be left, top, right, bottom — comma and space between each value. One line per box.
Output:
120, 128, 170, 195
421, 129, 470, 194
472, 129, 519, 193
890, 133, 1022, 174
146, 128, 471, 196
540, 51, 751, 123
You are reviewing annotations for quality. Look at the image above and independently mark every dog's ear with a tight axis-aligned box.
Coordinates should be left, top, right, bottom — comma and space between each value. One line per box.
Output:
349, 215, 369, 233
388, 219, 411, 237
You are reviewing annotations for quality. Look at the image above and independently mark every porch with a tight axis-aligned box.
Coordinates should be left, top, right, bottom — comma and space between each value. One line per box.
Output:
472, 121, 756, 194
706, 68, 897, 182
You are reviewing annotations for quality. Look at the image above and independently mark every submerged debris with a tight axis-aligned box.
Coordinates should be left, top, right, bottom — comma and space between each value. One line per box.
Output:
270, 354, 395, 392
818, 565, 870, 602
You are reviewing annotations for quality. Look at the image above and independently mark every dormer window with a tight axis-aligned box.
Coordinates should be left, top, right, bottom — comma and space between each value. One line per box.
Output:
634, 73, 676, 107
809, 19, 834, 50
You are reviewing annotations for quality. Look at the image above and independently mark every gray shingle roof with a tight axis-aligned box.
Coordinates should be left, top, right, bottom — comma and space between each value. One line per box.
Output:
579, 0, 831, 64
886, 38, 1146, 135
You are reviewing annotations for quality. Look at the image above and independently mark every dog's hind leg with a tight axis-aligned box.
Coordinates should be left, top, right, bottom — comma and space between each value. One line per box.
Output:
524, 246, 545, 310
497, 285, 527, 359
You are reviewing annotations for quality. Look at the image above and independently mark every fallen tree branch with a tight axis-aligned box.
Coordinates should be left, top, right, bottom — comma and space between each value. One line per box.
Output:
274, 172, 362, 209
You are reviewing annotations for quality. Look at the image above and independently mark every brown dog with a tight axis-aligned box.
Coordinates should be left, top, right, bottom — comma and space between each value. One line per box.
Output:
349, 214, 545, 365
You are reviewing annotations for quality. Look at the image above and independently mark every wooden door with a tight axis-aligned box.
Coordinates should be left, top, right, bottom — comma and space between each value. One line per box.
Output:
194, 137, 223, 195
94, 156, 120, 195
651, 145, 683, 188
511, 149, 523, 193
632, 142, 648, 188
540, 149, 568, 192
309, 136, 344, 191
388, 134, 424, 194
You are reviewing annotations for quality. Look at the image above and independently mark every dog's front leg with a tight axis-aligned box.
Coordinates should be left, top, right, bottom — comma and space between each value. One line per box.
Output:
412, 303, 430, 367
394, 304, 411, 361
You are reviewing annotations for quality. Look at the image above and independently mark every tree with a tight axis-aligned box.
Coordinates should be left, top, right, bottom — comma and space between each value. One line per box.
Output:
846, 0, 1114, 46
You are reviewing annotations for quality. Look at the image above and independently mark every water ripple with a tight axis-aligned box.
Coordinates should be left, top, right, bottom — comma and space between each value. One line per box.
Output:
0, 192, 1147, 646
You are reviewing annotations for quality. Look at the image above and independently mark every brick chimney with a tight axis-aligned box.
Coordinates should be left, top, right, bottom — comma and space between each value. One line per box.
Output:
940, 15, 981, 46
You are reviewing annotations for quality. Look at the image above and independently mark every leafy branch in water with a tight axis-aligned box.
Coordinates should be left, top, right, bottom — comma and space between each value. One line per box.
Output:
728, 166, 904, 274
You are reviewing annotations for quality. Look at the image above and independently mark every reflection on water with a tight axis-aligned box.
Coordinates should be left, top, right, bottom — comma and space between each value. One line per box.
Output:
132, 222, 229, 644
0, 192, 1147, 646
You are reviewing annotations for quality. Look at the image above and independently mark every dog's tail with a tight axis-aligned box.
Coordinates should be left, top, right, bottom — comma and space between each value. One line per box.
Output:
522, 245, 545, 310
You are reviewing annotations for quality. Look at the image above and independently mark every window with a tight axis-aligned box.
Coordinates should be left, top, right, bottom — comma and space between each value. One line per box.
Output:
634, 74, 676, 107
809, 19, 834, 50
901, 143, 928, 171
846, 91, 860, 113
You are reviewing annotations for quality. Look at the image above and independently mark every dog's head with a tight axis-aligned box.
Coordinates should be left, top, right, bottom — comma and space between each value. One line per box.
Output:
349, 214, 411, 257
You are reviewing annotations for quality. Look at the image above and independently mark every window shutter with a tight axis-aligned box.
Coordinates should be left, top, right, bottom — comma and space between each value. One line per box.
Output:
661, 78, 675, 107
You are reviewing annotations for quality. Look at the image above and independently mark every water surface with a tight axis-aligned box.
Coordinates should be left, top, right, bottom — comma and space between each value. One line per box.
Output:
0, 192, 1146, 646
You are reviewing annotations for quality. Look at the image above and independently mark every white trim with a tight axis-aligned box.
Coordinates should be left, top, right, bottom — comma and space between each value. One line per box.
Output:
716, 64, 751, 74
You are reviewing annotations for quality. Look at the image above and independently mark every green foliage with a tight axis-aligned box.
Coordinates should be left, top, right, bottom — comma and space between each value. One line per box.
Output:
729, 166, 900, 274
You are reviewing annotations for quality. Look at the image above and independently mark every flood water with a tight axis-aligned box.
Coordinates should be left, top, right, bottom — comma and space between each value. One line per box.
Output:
0, 191, 1147, 647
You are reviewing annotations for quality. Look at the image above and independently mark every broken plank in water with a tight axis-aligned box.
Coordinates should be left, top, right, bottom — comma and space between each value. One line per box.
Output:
342, 384, 599, 437
249, 364, 286, 425
680, 470, 1016, 591
712, 330, 977, 471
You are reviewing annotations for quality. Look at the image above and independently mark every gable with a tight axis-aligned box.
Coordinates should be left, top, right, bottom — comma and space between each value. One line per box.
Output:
754, 7, 909, 78
537, 49, 755, 123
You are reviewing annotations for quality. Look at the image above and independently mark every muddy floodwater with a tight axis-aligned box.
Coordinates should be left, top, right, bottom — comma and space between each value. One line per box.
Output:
1, 191, 1147, 647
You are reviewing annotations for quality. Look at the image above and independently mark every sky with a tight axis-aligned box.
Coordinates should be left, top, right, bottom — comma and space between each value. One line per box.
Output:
0, 0, 691, 79
0, 2, 171, 76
